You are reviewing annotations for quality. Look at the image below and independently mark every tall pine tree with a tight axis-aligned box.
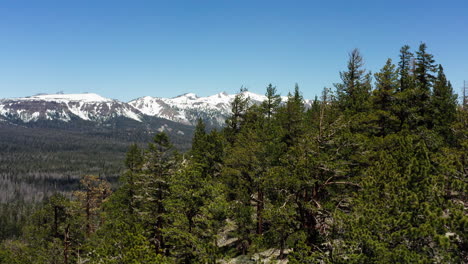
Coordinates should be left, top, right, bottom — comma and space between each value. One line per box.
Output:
431, 64, 458, 141
372, 58, 399, 136
335, 49, 372, 113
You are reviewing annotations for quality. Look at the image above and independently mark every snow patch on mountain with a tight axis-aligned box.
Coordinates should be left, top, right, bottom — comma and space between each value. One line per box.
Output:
0, 93, 142, 123
0, 91, 313, 127
17, 93, 113, 103
129, 91, 292, 126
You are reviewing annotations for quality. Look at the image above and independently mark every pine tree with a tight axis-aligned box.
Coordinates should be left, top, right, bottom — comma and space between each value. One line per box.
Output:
431, 64, 458, 141
134, 132, 177, 255
125, 143, 143, 173
122, 143, 144, 215
372, 58, 399, 136
278, 84, 305, 147
398, 45, 414, 93
21, 194, 83, 264
223, 116, 265, 253
414, 43, 437, 128
225, 87, 250, 143
261, 84, 282, 121
335, 136, 464, 263
191, 119, 225, 180
86, 193, 171, 263
264, 86, 355, 259
190, 118, 209, 169
335, 49, 372, 113
163, 161, 227, 263
222, 88, 287, 254
415, 43, 437, 94
395, 45, 415, 129
85, 154, 171, 263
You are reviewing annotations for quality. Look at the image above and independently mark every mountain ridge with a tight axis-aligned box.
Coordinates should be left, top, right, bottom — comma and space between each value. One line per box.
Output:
0, 91, 313, 127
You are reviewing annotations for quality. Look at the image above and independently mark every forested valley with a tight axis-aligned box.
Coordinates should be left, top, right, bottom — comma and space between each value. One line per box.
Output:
0, 44, 467, 263
0, 117, 193, 242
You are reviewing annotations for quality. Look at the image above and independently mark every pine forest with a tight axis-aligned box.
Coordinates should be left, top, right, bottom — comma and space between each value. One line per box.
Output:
0, 44, 467, 263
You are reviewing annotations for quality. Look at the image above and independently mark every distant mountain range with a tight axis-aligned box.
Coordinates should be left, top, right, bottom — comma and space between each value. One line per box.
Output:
0, 91, 313, 129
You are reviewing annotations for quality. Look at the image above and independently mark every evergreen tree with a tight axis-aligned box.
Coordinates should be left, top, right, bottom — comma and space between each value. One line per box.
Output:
225, 87, 250, 143
85, 147, 172, 263
395, 45, 415, 129
335, 49, 372, 113
85, 189, 171, 263
372, 58, 399, 136
223, 114, 265, 254
415, 43, 437, 94
190, 118, 209, 171
191, 119, 225, 180
431, 64, 458, 141
278, 84, 305, 147
125, 143, 143, 173
134, 132, 177, 255
414, 43, 437, 128
398, 45, 414, 93
21, 194, 83, 264
335, 136, 464, 263
261, 84, 282, 121
122, 143, 144, 215
163, 161, 227, 263
191, 118, 207, 160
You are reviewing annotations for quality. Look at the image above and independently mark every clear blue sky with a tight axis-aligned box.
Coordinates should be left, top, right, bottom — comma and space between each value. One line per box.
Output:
1, 0, 467, 101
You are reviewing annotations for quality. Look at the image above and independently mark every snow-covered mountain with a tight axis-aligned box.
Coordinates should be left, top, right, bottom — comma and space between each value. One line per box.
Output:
128, 91, 281, 126
0, 91, 312, 127
0, 93, 142, 123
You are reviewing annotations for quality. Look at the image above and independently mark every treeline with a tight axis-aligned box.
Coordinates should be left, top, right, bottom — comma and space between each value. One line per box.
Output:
1, 43, 467, 263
